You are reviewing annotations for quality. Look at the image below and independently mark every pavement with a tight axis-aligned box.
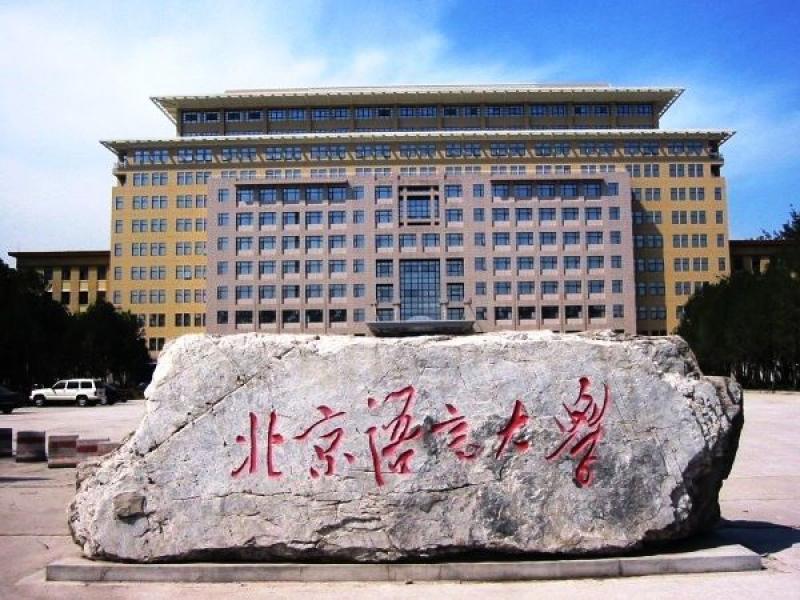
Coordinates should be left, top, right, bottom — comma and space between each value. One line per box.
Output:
0, 392, 799, 599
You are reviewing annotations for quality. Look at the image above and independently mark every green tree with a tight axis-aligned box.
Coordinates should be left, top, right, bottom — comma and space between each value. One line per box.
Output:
677, 264, 800, 389
680, 208, 800, 389
0, 259, 71, 392
0, 259, 151, 392
68, 300, 151, 384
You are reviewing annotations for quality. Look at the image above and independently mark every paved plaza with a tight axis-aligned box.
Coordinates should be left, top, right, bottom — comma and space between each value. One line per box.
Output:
0, 391, 798, 599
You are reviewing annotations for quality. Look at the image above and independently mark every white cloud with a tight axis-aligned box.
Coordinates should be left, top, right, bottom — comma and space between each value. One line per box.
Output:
0, 1, 570, 263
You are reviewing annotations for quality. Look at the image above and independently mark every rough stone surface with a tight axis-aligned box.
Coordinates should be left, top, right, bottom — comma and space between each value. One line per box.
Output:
69, 331, 743, 562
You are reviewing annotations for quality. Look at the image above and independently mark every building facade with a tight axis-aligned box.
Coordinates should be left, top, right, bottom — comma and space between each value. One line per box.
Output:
10, 250, 110, 313
206, 171, 636, 335
102, 85, 733, 350
729, 239, 789, 274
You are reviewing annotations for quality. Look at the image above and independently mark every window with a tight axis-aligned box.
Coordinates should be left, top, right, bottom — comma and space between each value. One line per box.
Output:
422, 233, 439, 248
376, 284, 393, 303
495, 306, 512, 321
399, 234, 416, 249
446, 258, 464, 277
327, 284, 346, 299
447, 283, 464, 302
540, 256, 557, 271
375, 234, 393, 249
444, 184, 463, 198
376, 260, 394, 278
492, 232, 510, 247
407, 198, 431, 219
541, 281, 558, 295
492, 207, 510, 223
446, 233, 463, 248
516, 232, 534, 247
493, 257, 512, 273
282, 236, 300, 251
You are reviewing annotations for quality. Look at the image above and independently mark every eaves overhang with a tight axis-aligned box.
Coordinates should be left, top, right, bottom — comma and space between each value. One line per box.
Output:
150, 85, 685, 125
100, 128, 735, 154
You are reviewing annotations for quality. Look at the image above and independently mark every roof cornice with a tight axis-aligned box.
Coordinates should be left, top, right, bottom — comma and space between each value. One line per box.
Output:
150, 85, 684, 125
101, 128, 735, 153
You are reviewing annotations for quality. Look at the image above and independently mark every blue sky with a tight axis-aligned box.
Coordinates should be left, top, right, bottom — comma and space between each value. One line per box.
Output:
1, 0, 798, 262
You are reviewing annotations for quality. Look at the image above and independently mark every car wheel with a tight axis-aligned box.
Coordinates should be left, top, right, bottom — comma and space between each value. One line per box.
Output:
1, 408, 11, 414
76, 395, 88, 407
99, 396, 109, 406
33, 395, 46, 407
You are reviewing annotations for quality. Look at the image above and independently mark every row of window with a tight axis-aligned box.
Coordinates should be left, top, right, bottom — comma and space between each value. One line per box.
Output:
128, 265, 207, 280
128, 289, 207, 304
673, 257, 727, 272
221, 230, 625, 254
674, 281, 711, 296
136, 313, 206, 328
116, 241, 207, 257
130, 142, 712, 164
216, 303, 627, 327
670, 210, 725, 225
182, 104, 655, 125
670, 233, 726, 248
115, 218, 208, 233
216, 279, 624, 303
125, 168, 726, 192
223, 182, 617, 207
634, 186, 725, 203
226, 205, 622, 229
115, 187, 725, 216
217, 255, 626, 278
41, 266, 107, 281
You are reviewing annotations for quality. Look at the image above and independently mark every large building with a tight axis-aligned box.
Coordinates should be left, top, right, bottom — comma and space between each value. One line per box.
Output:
102, 85, 733, 351
10, 250, 109, 313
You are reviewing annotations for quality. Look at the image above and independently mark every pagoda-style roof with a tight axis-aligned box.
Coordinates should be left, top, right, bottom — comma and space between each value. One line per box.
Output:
151, 84, 684, 124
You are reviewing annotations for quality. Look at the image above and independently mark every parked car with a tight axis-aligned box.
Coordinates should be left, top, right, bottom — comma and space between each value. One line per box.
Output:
0, 386, 23, 414
29, 379, 106, 407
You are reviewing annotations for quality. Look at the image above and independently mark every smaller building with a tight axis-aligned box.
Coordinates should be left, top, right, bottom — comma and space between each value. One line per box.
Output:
10, 250, 110, 313
729, 240, 789, 274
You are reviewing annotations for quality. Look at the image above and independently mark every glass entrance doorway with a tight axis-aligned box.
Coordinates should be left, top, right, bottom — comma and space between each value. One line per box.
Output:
400, 259, 440, 320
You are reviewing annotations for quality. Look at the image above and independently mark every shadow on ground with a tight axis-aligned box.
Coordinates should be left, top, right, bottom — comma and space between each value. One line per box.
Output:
715, 519, 800, 555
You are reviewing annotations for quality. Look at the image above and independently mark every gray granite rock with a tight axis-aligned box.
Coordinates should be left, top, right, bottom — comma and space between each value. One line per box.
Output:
69, 332, 742, 562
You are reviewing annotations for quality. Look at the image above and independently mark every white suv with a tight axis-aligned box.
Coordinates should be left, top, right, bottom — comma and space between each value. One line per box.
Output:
30, 379, 107, 407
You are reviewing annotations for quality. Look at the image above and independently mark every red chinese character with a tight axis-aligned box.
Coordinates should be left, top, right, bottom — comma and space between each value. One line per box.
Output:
294, 405, 355, 478
231, 411, 258, 478
366, 385, 423, 486
431, 403, 481, 461
545, 377, 611, 487
230, 410, 285, 479
495, 399, 531, 458
266, 410, 284, 478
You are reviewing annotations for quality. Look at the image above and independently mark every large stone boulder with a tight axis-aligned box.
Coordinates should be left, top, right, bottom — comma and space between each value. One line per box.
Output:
69, 332, 742, 562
